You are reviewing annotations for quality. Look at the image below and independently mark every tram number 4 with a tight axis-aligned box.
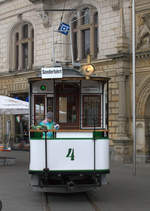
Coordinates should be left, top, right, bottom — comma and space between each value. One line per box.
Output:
66, 148, 75, 161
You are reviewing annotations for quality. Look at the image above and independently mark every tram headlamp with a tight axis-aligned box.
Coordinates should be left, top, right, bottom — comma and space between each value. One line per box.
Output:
82, 64, 95, 79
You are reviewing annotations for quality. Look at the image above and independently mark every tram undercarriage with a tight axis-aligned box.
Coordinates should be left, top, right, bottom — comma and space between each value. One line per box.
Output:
30, 171, 108, 193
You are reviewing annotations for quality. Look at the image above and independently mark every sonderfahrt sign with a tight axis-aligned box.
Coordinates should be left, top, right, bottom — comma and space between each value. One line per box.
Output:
41, 67, 63, 79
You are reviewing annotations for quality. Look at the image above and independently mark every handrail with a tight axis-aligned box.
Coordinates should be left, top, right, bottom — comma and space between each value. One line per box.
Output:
30, 129, 108, 132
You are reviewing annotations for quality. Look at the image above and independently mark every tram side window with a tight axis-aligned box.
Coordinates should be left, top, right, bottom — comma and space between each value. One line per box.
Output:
82, 95, 101, 128
34, 95, 45, 125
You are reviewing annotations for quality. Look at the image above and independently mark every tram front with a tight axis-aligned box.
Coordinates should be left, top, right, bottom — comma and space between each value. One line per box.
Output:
29, 67, 110, 192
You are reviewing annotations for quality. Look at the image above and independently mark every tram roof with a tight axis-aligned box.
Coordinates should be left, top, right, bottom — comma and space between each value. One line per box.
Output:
28, 67, 110, 82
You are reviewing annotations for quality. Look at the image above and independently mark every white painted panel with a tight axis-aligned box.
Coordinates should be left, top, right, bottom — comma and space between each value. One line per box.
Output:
29, 140, 45, 170
29, 139, 110, 171
56, 132, 93, 138
47, 139, 94, 170
96, 139, 109, 170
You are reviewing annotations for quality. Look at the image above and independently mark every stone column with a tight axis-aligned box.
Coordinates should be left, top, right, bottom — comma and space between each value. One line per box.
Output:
112, 71, 131, 163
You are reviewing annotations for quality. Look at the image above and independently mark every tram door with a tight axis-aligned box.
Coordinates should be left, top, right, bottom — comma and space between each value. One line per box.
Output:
55, 83, 80, 129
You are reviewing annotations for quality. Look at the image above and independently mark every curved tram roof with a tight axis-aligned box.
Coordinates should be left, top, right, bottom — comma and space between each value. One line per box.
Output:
28, 67, 110, 82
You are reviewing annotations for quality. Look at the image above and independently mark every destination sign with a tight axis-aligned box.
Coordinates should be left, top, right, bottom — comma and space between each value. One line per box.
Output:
41, 67, 63, 79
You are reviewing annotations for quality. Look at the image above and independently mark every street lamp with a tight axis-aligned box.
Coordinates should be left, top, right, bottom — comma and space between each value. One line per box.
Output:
132, 0, 136, 176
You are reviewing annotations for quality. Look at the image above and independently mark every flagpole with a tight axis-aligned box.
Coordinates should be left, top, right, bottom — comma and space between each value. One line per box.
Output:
132, 0, 136, 176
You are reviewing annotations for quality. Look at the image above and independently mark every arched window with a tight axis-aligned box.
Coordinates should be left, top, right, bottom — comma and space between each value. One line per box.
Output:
71, 6, 98, 61
10, 22, 34, 71
72, 17, 78, 61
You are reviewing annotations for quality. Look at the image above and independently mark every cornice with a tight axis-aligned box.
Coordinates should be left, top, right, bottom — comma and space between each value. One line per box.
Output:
136, 50, 150, 59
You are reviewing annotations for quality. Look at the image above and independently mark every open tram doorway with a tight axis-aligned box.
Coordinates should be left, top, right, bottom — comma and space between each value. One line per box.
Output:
55, 82, 80, 129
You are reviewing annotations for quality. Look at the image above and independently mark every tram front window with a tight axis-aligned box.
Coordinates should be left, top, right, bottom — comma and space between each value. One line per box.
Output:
59, 97, 67, 123
59, 96, 77, 123
56, 83, 79, 128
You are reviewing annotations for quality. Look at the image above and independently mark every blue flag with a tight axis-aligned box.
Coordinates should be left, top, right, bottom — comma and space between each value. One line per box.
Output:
58, 22, 70, 35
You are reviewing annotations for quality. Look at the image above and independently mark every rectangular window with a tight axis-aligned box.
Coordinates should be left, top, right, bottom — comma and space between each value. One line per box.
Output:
82, 95, 101, 128
23, 24, 28, 39
16, 45, 19, 69
94, 27, 98, 57
47, 97, 53, 113
16, 32, 19, 42
58, 96, 77, 124
34, 95, 45, 125
82, 29, 90, 58
22, 43, 28, 69
73, 32, 77, 61
59, 97, 67, 123
56, 83, 79, 128
32, 41, 34, 65
32, 29, 34, 65
82, 8, 90, 25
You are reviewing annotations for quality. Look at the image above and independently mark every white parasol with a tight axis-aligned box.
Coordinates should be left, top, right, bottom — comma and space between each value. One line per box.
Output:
0, 95, 29, 115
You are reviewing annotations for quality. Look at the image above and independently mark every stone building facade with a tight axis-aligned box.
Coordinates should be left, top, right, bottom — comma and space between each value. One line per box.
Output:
0, 0, 150, 162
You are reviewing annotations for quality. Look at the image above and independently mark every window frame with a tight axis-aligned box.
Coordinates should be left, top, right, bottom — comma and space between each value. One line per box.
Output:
81, 94, 102, 129
11, 22, 34, 71
71, 6, 98, 61
34, 95, 45, 125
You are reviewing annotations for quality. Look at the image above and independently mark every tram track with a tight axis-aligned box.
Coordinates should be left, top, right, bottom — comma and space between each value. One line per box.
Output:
85, 192, 102, 211
41, 191, 102, 211
41, 192, 51, 211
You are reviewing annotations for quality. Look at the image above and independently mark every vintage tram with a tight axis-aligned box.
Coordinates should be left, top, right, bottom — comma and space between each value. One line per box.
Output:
29, 66, 110, 192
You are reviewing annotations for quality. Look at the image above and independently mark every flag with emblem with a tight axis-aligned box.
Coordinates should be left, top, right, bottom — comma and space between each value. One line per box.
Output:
58, 22, 70, 35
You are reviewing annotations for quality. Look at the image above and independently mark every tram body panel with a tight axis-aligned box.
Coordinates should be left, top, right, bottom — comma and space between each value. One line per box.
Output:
95, 139, 109, 170
30, 139, 45, 171
56, 132, 93, 138
29, 137, 109, 171
47, 139, 94, 171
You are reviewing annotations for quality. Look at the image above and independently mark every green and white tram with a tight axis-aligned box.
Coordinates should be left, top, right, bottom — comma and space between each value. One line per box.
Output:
29, 67, 110, 192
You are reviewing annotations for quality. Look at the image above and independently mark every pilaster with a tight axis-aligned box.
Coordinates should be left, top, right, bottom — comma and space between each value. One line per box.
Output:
112, 62, 131, 163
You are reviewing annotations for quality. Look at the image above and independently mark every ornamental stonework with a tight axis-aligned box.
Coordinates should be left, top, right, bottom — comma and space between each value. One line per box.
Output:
136, 13, 150, 51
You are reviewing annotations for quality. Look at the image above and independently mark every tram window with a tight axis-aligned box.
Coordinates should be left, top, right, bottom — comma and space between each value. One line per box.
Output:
59, 96, 77, 123
82, 95, 101, 128
34, 95, 45, 125
56, 83, 79, 128
47, 97, 53, 113
59, 97, 67, 123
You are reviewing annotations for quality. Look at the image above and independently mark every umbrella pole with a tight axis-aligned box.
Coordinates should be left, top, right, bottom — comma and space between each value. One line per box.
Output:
2, 113, 5, 145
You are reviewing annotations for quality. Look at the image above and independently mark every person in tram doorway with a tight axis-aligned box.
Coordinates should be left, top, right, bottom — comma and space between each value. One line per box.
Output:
39, 111, 59, 139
